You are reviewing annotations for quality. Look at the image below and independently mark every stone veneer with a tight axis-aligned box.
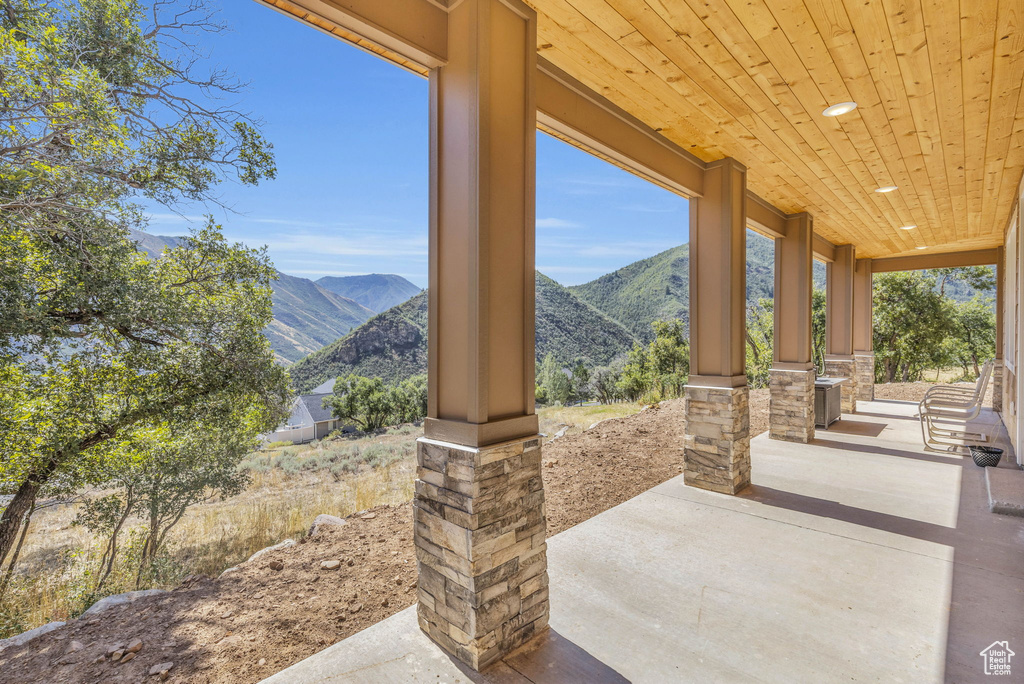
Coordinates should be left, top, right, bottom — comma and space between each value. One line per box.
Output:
414, 435, 549, 671
993, 359, 1004, 412
824, 357, 858, 414
854, 353, 875, 402
768, 369, 815, 443
684, 385, 750, 494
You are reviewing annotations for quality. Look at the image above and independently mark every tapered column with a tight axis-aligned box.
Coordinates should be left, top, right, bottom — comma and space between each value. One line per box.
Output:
825, 244, 858, 413
685, 158, 750, 494
853, 258, 874, 402
769, 213, 815, 443
417, 0, 548, 670
995, 246, 1004, 411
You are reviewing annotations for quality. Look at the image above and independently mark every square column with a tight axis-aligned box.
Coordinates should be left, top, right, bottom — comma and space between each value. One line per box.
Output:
419, 0, 547, 670
415, 436, 547, 670
769, 213, 815, 443
685, 158, 750, 494
995, 246, 1004, 412
826, 244, 858, 414
853, 257, 874, 402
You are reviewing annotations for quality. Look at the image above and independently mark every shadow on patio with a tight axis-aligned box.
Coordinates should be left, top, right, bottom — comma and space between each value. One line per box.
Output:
262, 399, 1023, 683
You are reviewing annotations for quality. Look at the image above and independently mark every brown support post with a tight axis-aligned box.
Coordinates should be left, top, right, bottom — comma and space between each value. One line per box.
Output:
995, 246, 1005, 412
769, 213, 815, 443
853, 258, 874, 403
416, 0, 548, 670
685, 158, 750, 495
826, 244, 858, 413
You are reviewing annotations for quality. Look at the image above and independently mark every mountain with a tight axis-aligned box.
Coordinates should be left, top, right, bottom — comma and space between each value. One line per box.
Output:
265, 273, 376, 363
288, 272, 638, 392
570, 231, 827, 342
127, 230, 375, 364
316, 274, 422, 313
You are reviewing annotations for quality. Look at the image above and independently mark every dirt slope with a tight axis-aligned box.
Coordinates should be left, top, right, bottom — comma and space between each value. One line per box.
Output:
0, 386, 847, 684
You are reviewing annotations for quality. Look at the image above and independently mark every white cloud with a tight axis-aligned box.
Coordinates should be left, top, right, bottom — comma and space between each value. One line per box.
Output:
536, 218, 582, 229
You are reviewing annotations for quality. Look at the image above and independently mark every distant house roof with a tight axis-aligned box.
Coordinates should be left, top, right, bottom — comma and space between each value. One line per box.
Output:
311, 378, 336, 394
300, 393, 335, 424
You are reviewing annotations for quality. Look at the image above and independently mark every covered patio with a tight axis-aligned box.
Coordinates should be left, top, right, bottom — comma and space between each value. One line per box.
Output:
263, 399, 1023, 682
250, 0, 1024, 678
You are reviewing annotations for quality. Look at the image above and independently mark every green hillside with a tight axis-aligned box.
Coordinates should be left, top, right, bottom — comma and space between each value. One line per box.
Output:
570, 230, 827, 341
316, 273, 422, 313
288, 272, 637, 392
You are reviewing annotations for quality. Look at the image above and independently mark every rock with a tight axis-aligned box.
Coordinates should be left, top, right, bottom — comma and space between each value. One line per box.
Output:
349, 603, 363, 614
0, 621, 66, 653
308, 514, 347, 536
149, 661, 174, 676
360, 512, 376, 520
105, 644, 124, 656
218, 566, 240, 578
68, 640, 85, 652
221, 610, 233, 619
553, 425, 570, 440
82, 590, 166, 618
219, 635, 242, 647
246, 539, 295, 564
394, 576, 403, 585
381, 598, 389, 608
268, 560, 284, 572
320, 560, 341, 570
126, 638, 143, 653
111, 649, 125, 661
161, 672, 170, 681
258, 658, 267, 666
120, 652, 137, 664
346, 559, 354, 567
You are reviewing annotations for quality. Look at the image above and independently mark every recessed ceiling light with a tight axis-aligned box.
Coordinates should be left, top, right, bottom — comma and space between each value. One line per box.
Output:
823, 102, 858, 117
899, 225, 916, 230
916, 246, 927, 250
875, 185, 899, 193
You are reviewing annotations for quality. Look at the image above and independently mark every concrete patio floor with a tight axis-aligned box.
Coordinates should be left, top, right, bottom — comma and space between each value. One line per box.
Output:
262, 399, 1024, 683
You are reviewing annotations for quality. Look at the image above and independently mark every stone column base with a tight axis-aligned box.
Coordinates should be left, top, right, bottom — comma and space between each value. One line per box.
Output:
769, 368, 815, 443
824, 356, 858, 414
993, 359, 1004, 412
414, 435, 549, 670
684, 385, 750, 494
854, 352, 875, 402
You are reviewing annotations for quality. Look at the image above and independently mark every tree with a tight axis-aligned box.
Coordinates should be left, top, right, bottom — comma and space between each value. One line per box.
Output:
811, 289, 827, 373
746, 300, 773, 389
617, 342, 652, 402
591, 363, 622, 404
0, 0, 287, 566
873, 272, 955, 382
536, 354, 572, 406
933, 266, 996, 297
391, 375, 428, 424
948, 297, 996, 378
648, 320, 689, 399
325, 375, 396, 431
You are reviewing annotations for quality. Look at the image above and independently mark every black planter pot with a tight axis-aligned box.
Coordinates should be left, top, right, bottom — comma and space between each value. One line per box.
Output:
970, 445, 1003, 468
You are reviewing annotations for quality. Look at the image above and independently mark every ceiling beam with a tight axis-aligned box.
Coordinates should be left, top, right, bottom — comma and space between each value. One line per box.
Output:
813, 235, 836, 263
536, 58, 706, 198
257, 0, 446, 70
871, 249, 999, 273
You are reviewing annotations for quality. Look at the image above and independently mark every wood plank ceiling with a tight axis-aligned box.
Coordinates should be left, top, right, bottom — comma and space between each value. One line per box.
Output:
525, 0, 1024, 259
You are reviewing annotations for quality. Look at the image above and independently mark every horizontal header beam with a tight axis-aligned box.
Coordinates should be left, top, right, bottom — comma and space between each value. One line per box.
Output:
871, 248, 999, 273
537, 59, 706, 198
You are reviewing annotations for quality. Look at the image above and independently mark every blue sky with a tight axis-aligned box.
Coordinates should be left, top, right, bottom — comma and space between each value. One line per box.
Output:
145, 0, 689, 287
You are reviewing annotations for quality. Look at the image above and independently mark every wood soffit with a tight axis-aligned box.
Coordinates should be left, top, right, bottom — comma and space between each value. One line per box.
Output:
256, 0, 1024, 263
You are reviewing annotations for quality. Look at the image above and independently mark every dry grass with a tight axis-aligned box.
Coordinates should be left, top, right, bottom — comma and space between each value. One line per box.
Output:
1, 404, 647, 639
538, 401, 644, 445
